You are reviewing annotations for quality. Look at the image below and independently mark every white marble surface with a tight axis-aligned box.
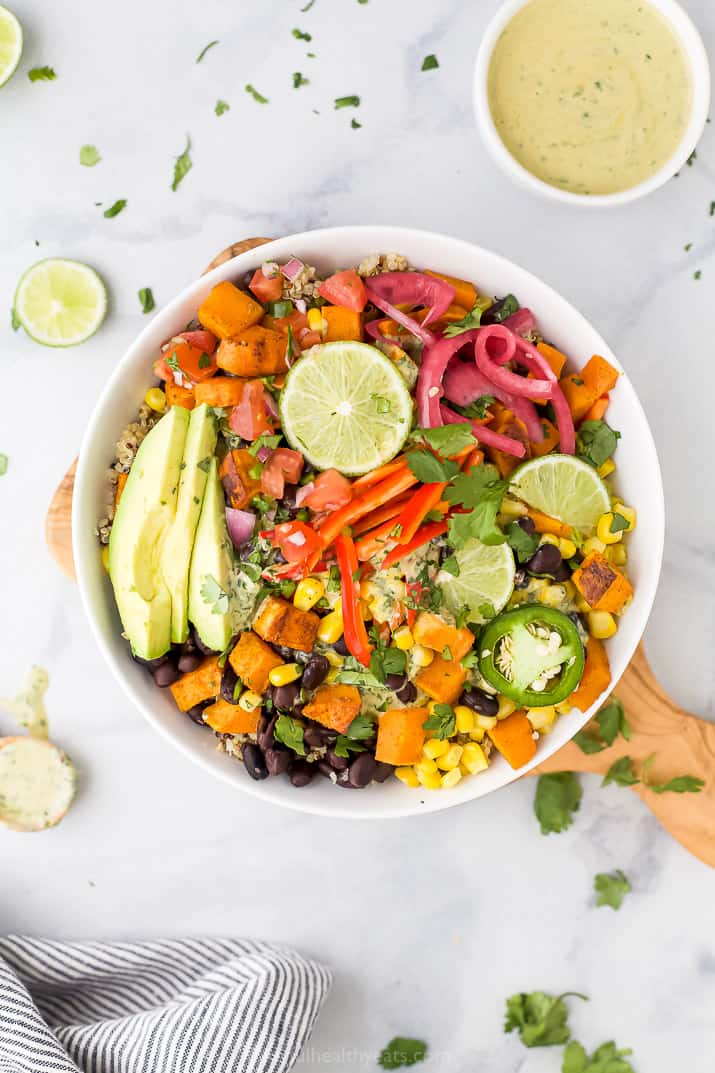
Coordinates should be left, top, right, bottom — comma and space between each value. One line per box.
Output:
1, 0, 715, 1068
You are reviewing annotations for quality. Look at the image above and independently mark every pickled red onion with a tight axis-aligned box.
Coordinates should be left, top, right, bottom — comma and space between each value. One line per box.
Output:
440, 405, 526, 458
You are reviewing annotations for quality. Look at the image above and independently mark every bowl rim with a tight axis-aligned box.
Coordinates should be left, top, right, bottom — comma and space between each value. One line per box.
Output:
473, 0, 712, 207
73, 225, 665, 819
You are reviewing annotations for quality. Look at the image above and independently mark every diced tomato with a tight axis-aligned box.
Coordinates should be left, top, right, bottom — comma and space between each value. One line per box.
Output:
301, 469, 352, 511
269, 521, 323, 563
260, 448, 305, 498
177, 329, 217, 353
163, 340, 217, 383
153, 356, 172, 382
263, 310, 309, 336
229, 380, 273, 441
249, 268, 283, 304
317, 270, 367, 312
298, 329, 323, 349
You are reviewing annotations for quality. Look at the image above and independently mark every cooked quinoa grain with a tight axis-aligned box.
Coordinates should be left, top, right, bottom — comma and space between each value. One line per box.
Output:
357, 252, 410, 277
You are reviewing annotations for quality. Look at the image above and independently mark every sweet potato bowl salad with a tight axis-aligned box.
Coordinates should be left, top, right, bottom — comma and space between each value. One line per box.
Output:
100, 253, 636, 792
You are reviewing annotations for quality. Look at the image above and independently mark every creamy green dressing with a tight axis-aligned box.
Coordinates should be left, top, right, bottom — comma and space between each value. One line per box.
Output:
487, 0, 692, 194
0, 738, 76, 831
1, 665, 50, 739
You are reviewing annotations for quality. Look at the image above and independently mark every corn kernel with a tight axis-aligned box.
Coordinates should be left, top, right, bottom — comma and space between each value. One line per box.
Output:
588, 610, 617, 639
526, 706, 556, 733
423, 738, 450, 760
412, 644, 434, 668
324, 649, 344, 668
436, 744, 463, 771
359, 579, 375, 601
612, 503, 636, 531
539, 533, 560, 547
415, 767, 443, 790
496, 695, 517, 720
441, 768, 463, 789
527, 577, 549, 593
469, 728, 485, 742
101, 545, 110, 572
562, 580, 577, 600
414, 758, 438, 776
395, 766, 419, 788
238, 690, 262, 712
144, 386, 166, 413
454, 705, 475, 733
325, 666, 341, 684
582, 536, 606, 557
597, 459, 616, 478
597, 513, 623, 545
606, 544, 628, 567
555, 701, 572, 715
317, 610, 344, 644
268, 662, 302, 687
538, 584, 567, 608
559, 538, 577, 559
393, 626, 414, 651
462, 741, 489, 773
293, 577, 325, 611
575, 593, 592, 613
475, 713, 497, 730
307, 307, 325, 333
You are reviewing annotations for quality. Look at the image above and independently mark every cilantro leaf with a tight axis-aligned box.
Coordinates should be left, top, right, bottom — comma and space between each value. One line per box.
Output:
609, 512, 629, 533
602, 756, 638, 787
573, 730, 606, 754
334, 735, 366, 758
421, 54, 439, 71
370, 646, 406, 684
171, 136, 192, 191
422, 703, 455, 740
577, 420, 621, 468
138, 287, 155, 314
415, 423, 475, 457
443, 303, 482, 337
640, 752, 705, 794
596, 698, 630, 745
292, 27, 312, 40
215, 99, 230, 116
292, 71, 309, 88
378, 1037, 427, 1069
505, 991, 587, 1048
562, 1039, 635, 1072
274, 714, 306, 755
406, 449, 459, 484
28, 66, 56, 82
444, 463, 506, 509
334, 94, 360, 109
246, 84, 269, 103
506, 519, 539, 563
534, 772, 582, 834
79, 145, 101, 167
196, 40, 219, 63
343, 713, 375, 740
103, 199, 127, 218
248, 433, 282, 457
200, 574, 229, 614
484, 294, 519, 323
594, 869, 630, 910
445, 466, 508, 547
351, 118, 362, 129
450, 395, 495, 420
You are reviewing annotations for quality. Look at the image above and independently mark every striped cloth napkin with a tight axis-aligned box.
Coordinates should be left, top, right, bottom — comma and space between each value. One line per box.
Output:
0, 935, 331, 1072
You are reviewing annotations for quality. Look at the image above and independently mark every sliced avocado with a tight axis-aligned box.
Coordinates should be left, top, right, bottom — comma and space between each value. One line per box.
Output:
161, 404, 218, 644
108, 406, 189, 660
187, 457, 235, 652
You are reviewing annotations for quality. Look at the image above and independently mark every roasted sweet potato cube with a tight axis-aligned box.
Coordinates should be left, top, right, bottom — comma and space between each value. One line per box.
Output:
203, 697, 260, 735
198, 281, 264, 339
252, 595, 320, 653
376, 707, 427, 765
217, 327, 289, 377
229, 631, 283, 694
169, 656, 221, 712
487, 710, 536, 769
220, 448, 262, 509
415, 655, 467, 705
569, 638, 611, 712
302, 684, 362, 734
582, 354, 619, 397
412, 612, 474, 662
572, 551, 633, 613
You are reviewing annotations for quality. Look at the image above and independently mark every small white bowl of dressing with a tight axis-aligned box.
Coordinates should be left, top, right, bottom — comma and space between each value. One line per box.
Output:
474, 0, 711, 205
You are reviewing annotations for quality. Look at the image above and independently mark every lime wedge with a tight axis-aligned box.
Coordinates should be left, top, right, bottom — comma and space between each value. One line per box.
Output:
0, 6, 22, 88
438, 538, 515, 625
279, 341, 413, 475
510, 453, 610, 535
14, 259, 108, 346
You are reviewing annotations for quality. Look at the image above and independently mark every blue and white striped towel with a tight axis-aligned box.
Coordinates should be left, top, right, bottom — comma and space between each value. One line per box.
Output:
0, 935, 332, 1073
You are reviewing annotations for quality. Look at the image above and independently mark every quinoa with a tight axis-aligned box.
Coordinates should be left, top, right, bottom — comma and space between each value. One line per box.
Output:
281, 262, 320, 302
356, 252, 410, 277
95, 403, 161, 544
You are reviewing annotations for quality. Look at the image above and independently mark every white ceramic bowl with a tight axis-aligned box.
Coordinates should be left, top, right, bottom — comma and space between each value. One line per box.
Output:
474, 0, 711, 207
73, 226, 664, 818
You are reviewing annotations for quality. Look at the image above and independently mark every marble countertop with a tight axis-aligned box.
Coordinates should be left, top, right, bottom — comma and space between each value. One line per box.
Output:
1, 0, 714, 1068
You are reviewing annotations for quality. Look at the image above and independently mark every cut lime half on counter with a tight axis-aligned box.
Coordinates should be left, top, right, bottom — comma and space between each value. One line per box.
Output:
14, 259, 108, 346
510, 453, 610, 535
438, 538, 516, 625
279, 340, 413, 475
0, 6, 22, 88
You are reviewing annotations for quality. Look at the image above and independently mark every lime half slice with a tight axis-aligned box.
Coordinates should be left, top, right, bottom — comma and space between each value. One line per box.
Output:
0, 6, 22, 88
14, 259, 108, 346
510, 453, 610, 535
279, 341, 413, 475
438, 538, 516, 625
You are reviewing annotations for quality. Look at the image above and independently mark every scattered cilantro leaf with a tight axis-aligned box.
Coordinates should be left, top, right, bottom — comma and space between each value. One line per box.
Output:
609, 513, 629, 534
421, 54, 439, 71
534, 772, 582, 834
28, 66, 56, 82
79, 145, 101, 167
292, 71, 309, 88
247, 433, 281, 457
274, 714, 306, 755
335, 94, 360, 109
485, 293, 519, 323
687, 149, 697, 166
198, 352, 212, 369
443, 302, 482, 337
196, 40, 219, 63
562, 1039, 635, 1072
165, 350, 179, 372
505, 991, 587, 1048
684, 242, 693, 251
596, 698, 630, 745
445, 465, 508, 547
594, 869, 630, 910
506, 520, 539, 563
451, 394, 495, 421
694, 270, 702, 280
103, 199, 127, 218
415, 422, 475, 457
0, 454, 7, 476
378, 1037, 427, 1069
422, 703, 455, 740
245, 84, 269, 103
478, 601, 495, 619
573, 730, 606, 754
577, 420, 620, 468
334, 735, 366, 758
370, 646, 406, 684
343, 713, 375, 741
602, 756, 638, 788
406, 449, 459, 484
301, 0, 316, 9
710, 202, 715, 217
171, 136, 192, 191
351, 118, 362, 129
200, 574, 229, 614
215, 99, 230, 116
292, 27, 312, 40
640, 753, 704, 794
138, 287, 155, 314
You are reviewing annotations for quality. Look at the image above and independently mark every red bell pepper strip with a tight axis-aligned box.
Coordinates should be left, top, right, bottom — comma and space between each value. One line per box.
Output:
355, 518, 402, 561
351, 493, 414, 536
335, 533, 372, 667
317, 466, 419, 549
394, 482, 448, 545
380, 520, 448, 570
351, 455, 407, 493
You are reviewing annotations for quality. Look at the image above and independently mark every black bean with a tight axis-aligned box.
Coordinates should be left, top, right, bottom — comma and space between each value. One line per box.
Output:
282, 483, 300, 510
265, 746, 291, 776
220, 661, 241, 704
270, 682, 301, 711
133, 652, 170, 671
304, 722, 327, 749
552, 562, 572, 582
289, 760, 316, 787
185, 703, 210, 726
152, 663, 181, 687
524, 543, 563, 577
325, 747, 348, 771
385, 672, 407, 692
243, 743, 269, 781
395, 680, 417, 704
271, 644, 311, 665
178, 652, 203, 674
335, 769, 357, 789
332, 637, 350, 656
317, 760, 337, 780
257, 714, 277, 751
459, 687, 499, 716
373, 761, 394, 783
348, 752, 377, 788
301, 655, 330, 691
517, 516, 536, 536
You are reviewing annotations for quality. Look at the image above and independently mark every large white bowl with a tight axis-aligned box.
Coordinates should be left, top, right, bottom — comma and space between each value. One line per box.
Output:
73, 226, 664, 818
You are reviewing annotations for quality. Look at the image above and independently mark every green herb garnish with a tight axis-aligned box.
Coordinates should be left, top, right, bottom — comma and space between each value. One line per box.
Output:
292, 27, 312, 40
79, 145, 101, 167
138, 287, 155, 314
422, 703, 456, 740
378, 1037, 427, 1069
594, 869, 630, 910
196, 40, 219, 62
171, 136, 193, 191
334, 94, 360, 109
421, 54, 439, 71
274, 714, 306, 755
534, 772, 582, 834
505, 991, 587, 1048
200, 574, 229, 614
292, 71, 309, 88
215, 99, 230, 116
28, 66, 56, 82
577, 420, 620, 468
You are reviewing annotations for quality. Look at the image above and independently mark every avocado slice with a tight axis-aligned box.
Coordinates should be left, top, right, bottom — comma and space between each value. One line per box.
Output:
187, 456, 235, 652
108, 405, 189, 660
161, 404, 218, 644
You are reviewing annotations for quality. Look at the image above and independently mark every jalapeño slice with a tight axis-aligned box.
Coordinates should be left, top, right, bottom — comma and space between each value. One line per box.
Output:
478, 606, 585, 708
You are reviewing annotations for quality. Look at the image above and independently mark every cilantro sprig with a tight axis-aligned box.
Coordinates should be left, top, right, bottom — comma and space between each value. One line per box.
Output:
274, 714, 305, 755
171, 136, 193, 191
443, 303, 483, 337
574, 698, 630, 754
444, 464, 509, 547
378, 1037, 427, 1069
577, 420, 620, 468
534, 772, 582, 834
422, 703, 455, 740
505, 991, 587, 1048
594, 869, 630, 910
